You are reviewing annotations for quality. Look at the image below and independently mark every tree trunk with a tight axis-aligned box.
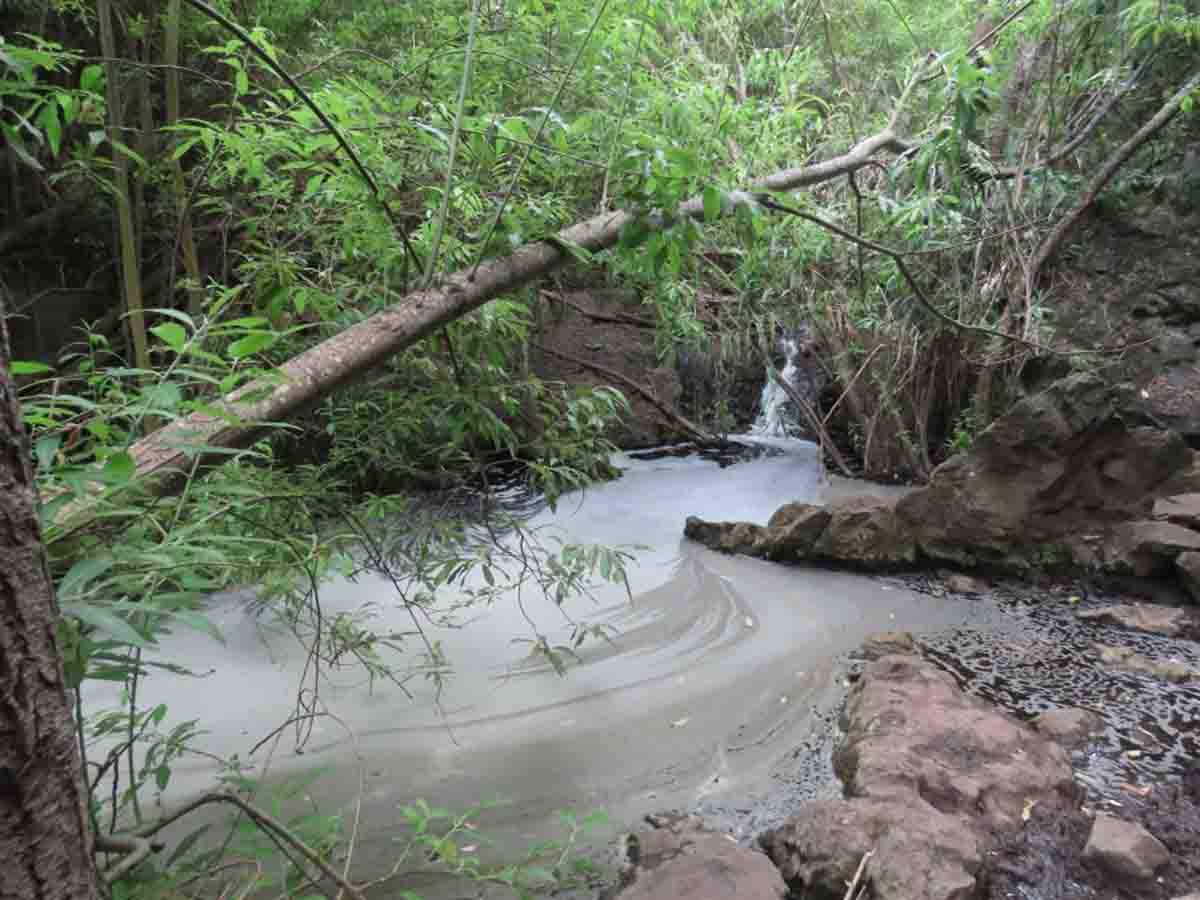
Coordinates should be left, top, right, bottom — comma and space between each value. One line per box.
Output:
0, 312, 101, 899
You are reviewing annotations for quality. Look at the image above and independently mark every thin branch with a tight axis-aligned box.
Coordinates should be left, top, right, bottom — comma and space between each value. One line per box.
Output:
533, 342, 715, 444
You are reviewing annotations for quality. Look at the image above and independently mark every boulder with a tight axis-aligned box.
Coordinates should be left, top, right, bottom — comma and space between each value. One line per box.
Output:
893, 374, 1194, 568
1076, 602, 1199, 638
1082, 813, 1170, 882
833, 655, 1075, 832
763, 503, 831, 561
813, 496, 916, 568
1103, 520, 1200, 575
611, 813, 786, 900
1031, 707, 1103, 747
1095, 644, 1197, 683
762, 797, 981, 900
762, 655, 1077, 900
683, 517, 767, 556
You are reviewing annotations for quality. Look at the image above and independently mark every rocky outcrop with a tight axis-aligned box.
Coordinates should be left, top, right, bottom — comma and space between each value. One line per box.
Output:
760, 654, 1078, 900
686, 373, 1200, 596
608, 813, 786, 900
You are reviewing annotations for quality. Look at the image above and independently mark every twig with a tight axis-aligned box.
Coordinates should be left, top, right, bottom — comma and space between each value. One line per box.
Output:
541, 290, 656, 328
533, 342, 716, 444
843, 848, 873, 900
769, 367, 853, 477
1025, 68, 1200, 299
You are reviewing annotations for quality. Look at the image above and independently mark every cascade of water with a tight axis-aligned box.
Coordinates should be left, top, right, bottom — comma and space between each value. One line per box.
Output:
750, 334, 801, 437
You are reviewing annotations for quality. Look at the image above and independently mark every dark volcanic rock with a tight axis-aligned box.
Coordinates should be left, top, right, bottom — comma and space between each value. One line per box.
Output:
761, 655, 1078, 900
610, 813, 786, 900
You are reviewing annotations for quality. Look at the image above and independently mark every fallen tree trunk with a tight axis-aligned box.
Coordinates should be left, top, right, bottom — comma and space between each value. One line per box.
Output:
79, 125, 912, 518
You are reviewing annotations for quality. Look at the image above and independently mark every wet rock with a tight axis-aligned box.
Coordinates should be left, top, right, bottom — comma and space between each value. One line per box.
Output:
813, 496, 916, 568
1082, 812, 1170, 882
1076, 602, 1197, 637
762, 655, 1077, 900
1160, 453, 1200, 495
1095, 643, 1197, 683
612, 813, 786, 900
857, 631, 917, 661
1031, 707, 1103, 747
1176, 551, 1200, 604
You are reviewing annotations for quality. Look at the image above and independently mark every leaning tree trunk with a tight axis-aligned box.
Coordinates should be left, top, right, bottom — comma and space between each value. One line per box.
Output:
0, 313, 101, 899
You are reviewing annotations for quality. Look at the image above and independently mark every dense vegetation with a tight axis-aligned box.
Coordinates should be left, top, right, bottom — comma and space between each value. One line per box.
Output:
1, 0, 1198, 896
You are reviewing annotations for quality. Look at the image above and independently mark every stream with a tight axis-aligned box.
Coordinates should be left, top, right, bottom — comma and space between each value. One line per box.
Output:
85, 430, 1007, 891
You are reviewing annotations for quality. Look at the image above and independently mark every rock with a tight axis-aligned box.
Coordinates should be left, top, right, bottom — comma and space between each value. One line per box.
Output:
857, 631, 917, 661
683, 517, 767, 556
1160, 453, 1200, 495
762, 798, 981, 900
1095, 644, 1197, 683
1176, 551, 1200, 604
833, 655, 1075, 831
762, 655, 1077, 900
1082, 813, 1170, 882
763, 503, 831, 561
1153, 492, 1200, 528
812, 495, 916, 568
1104, 520, 1200, 575
941, 571, 989, 594
612, 814, 786, 900
893, 374, 1191, 569
1077, 602, 1197, 637
1031, 707, 1103, 747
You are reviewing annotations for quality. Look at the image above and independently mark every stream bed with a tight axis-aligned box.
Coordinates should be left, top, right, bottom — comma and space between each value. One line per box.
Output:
83, 435, 1200, 896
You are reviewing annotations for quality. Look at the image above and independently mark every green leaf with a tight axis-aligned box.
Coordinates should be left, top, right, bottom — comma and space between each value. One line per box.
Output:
702, 185, 722, 223
236, 68, 249, 96
61, 601, 154, 648
58, 555, 115, 601
36, 101, 62, 156
34, 435, 61, 470
101, 451, 135, 484
150, 322, 187, 352
228, 332, 277, 359
10, 360, 53, 374
80, 63, 104, 94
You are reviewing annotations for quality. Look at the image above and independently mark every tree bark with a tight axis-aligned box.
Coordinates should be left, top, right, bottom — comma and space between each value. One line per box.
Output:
0, 311, 101, 898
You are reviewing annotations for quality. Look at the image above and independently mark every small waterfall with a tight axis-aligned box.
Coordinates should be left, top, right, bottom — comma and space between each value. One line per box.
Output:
751, 334, 803, 437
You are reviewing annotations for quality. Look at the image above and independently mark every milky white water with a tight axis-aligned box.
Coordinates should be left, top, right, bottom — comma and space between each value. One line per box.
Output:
84, 436, 992, 890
